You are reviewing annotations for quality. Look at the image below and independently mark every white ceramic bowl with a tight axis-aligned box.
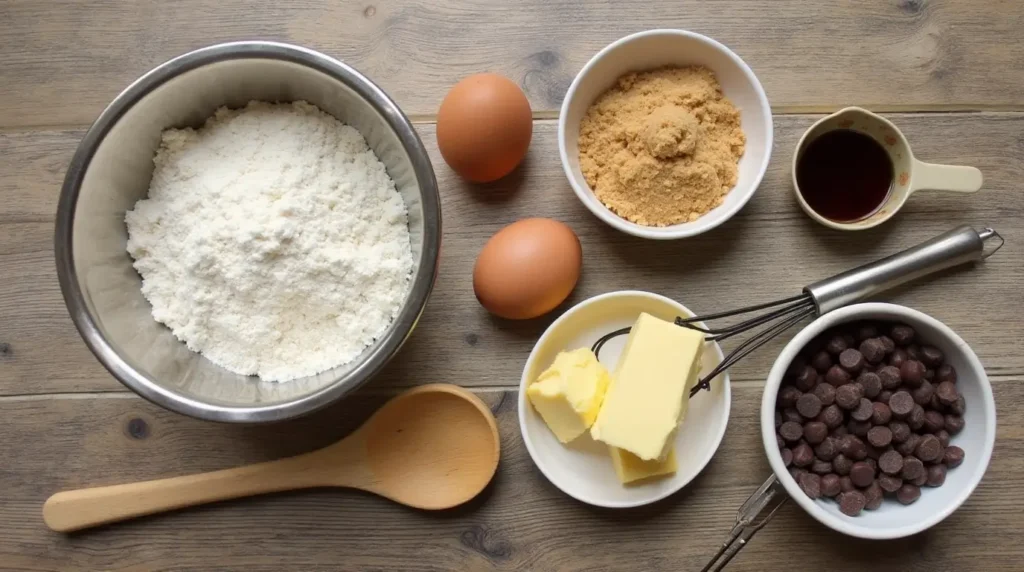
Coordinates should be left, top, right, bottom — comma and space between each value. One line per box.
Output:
558, 29, 773, 239
761, 303, 995, 539
518, 291, 731, 508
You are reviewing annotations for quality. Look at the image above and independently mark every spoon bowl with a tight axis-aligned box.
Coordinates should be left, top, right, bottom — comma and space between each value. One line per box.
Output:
43, 384, 501, 532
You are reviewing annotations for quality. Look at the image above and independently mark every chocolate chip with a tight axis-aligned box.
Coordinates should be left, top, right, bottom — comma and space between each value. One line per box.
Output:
782, 448, 793, 466
879, 335, 895, 354
826, 335, 849, 355
944, 446, 965, 468
920, 345, 944, 368
944, 414, 965, 435
826, 365, 852, 387
901, 456, 925, 481
833, 426, 849, 437
879, 450, 904, 475
866, 443, 886, 460
889, 421, 911, 444
833, 453, 853, 475
936, 429, 951, 448
950, 395, 966, 416
783, 408, 803, 424
799, 472, 822, 499
839, 490, 867, 516
889, 391, 914, 417
840, 435, 868, 460
794, 365, 819, 392
787, 356, 808, 377
850, 461, 876, 488
930, 393, 943, 411
851, 398, 874, 421
912, 380, 934, 406
878, 390, 893, 404
797, 393, 823, 419
908, 404, 926, 431
897, 433, 922, 456
839, 348, 865, 373
803, 421, 829, 445
780, 421, 804, 442
926, 464, 946, 487
863, 481, 884, 510
856, 372, 882, 399
856, 324, 879, 341
936, 381, 959, 406
815, 436, 839, 461
812, 460, 833, 475
907, 345, 923, 362
793, 443, 814, 467
900, 360, 926, 388
840, 476, 856, 493
924, 369, 935, 381
859, 339, 886, 365
813, 383, 836, 407
889, 348, 909, 368
911, 471, 929, 487
818, 404, 844, 429
848, 419, 872, 438
877, 365, 902, 390
836, 383, 864, 410
775, 410, 783, 430
890, 324, 915, 345
878, 473, 903, 493
872, 402, 892, 425
777, 386, 802, 409
821, 474, 842, 497
811, 350, 833, 373
923, 410, 945, 433
896, 484, 921, 505
777, 433, 786, 448
867, 425, 893, 448
915, 434, 943, 462
935, 364, 957, 384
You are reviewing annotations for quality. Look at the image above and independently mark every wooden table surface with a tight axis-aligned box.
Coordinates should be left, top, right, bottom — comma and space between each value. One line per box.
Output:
2, 1, 1022, 570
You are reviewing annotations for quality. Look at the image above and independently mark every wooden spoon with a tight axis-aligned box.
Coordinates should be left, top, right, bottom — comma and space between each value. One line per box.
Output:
43, 384, 501, 532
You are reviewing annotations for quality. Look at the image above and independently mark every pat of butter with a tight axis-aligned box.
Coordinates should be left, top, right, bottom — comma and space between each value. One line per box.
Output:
527, 348, 612, 443
590, 312, 704, 461
610, 446, 678, 484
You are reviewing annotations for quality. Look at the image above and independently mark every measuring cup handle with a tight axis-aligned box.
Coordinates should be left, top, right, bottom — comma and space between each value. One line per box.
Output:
910, 160, 983, 194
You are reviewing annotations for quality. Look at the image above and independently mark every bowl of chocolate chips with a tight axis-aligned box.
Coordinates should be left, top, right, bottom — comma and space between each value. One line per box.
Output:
761, 303, 995, 540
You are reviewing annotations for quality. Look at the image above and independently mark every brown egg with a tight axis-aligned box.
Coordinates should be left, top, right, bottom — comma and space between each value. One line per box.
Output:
473, 218, 582, 320
436, 73, 533, 183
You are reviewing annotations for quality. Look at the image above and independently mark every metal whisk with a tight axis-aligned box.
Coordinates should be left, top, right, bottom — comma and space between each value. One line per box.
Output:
592, 225, 1003, 398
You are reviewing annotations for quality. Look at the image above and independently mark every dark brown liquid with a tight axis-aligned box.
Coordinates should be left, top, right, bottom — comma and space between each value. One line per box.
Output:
796, 129, 894, 222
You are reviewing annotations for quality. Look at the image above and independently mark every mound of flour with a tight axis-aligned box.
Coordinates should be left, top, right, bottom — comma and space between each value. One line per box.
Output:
125, 101, 413, 382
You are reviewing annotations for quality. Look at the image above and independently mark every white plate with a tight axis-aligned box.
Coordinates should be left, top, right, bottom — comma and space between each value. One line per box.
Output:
518, 290, 731, 507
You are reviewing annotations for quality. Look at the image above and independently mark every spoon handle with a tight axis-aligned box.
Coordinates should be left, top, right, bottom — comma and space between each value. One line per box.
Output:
43, 453, 330, 532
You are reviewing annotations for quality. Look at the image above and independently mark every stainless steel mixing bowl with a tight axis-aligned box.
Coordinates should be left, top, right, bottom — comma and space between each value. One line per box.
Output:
54, 42, 441, 423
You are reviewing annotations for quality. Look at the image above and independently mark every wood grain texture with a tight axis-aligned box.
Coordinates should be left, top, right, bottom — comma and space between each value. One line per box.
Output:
1, 114, 1021, 395
3, 0, 1024, 128
1, 383, 1021, 571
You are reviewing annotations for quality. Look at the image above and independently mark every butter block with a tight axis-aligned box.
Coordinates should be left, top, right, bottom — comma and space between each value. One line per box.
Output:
610, 446, 678, 484
527, 348, 612, 443
590, 312, 704, 461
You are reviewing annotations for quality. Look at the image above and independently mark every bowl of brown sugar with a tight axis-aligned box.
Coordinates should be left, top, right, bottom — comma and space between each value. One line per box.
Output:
559, 30, 772, 239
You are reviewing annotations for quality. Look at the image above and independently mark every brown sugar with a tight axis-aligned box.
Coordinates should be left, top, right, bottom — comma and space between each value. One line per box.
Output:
577, 66, 746, 226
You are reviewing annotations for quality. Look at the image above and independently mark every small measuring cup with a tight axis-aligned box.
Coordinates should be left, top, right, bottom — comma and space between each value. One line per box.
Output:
792, 107, 983, 230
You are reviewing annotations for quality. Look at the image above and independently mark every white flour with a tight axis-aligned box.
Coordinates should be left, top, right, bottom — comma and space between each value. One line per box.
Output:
125, 101, 414, 382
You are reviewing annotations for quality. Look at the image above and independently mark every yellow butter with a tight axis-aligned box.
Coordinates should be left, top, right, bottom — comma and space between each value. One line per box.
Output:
610, 446, 678, 484
590, 312, 704, 461
527, 348, 612, 443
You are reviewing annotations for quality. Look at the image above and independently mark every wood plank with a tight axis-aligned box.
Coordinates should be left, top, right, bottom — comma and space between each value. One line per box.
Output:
1, 383, 1021, 571
3, 0, 1024, 128
1, 114, 1022, 395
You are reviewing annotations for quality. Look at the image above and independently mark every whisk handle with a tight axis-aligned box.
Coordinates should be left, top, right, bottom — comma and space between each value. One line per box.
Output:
805, 225, 1003, 315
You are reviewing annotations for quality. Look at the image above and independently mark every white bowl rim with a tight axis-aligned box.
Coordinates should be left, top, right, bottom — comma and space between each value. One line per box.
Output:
557, 29, 774, 240
760, 302, 996, 539
517, 289, 732, 508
